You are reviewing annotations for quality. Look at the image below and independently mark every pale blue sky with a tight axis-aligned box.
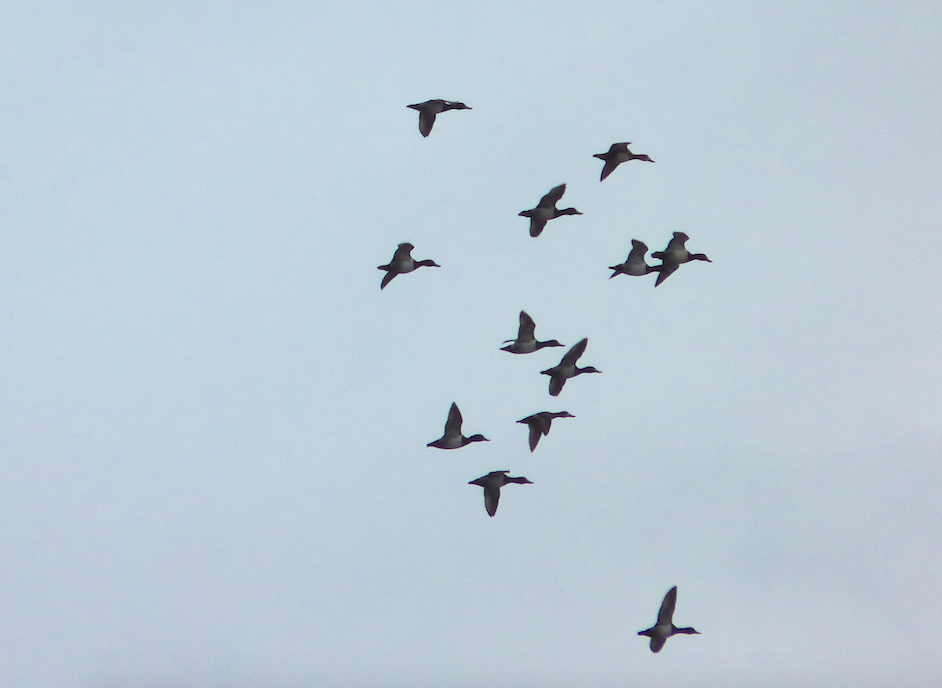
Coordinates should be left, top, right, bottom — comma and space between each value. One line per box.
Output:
2, 2, 942, 687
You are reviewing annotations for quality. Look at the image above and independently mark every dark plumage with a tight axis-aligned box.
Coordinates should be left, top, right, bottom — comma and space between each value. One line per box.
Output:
650, 232, 711, 287
377, 242, 440, 289
519, 184, 582, 237
517, 411, 575, 452
540, 338, 601, 396
609, 239, 663, 279
427, 403, 489, 449
468, 470, 533, 517
593, 142, 655, 181
501, 311, 564, 354
407, 99, 472, 137
638, 586, 700, 653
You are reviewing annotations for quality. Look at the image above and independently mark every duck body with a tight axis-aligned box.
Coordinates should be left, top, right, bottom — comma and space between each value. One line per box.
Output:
407, 99, 472, 137
609, 240, 662, 278
378, 242, 440, 289
540, 338, 601, 396
468, 470, 533, 517
638, 586, 700, 653
427, 402, 489, 449
501, 310, 564, 354
650, 232, 711, 287
517, 411, 575, 451
519, 183, 582, 237
594, 142, 655, 181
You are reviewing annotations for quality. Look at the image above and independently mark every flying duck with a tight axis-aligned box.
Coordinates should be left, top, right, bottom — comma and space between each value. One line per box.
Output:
517, 411, 575, 452
407, 99, 472, 137
650, 232, 711, 287
501, 311, 564, 354
540, 338, 600, 396
638, 586, 700, 653
468, 470, 533, 517
609, 240, 663, 278
593, 142, 655, 181
427, 402, 489, 449
519, 183, 582, 237
377, 242, 440, 289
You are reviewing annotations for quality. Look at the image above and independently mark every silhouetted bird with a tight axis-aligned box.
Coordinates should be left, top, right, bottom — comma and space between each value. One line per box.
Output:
593, 142, 655, 181
519, 184, 582, 237
407, 99, 472, 137
377, 242, 440, 289
541, 338, 600, 396
609, 240, 663, 279
501, 311, 564, 354
468, 470, 532, 517
517, 411, 575, 452
427, 403, 489, 449
651, 232, 711, 287
638, 586, 700, 653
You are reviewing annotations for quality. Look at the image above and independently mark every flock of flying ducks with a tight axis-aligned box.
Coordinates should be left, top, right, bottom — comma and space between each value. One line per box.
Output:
385, 98, 706, 653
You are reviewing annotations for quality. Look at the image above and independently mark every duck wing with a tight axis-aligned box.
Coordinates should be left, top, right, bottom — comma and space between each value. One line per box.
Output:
483, 484, 501, 517
518, 311, 536, 341
527, 423, 542, 451
392, 243, 414, 262
380, 271, 398, 290
560, 338, 588, 367
418, 110, 436, 137
657, 586, 678, 626
548, 374, 566, 397
444, 402, 463, 436
529, 216, 549, 237
665, 232, 689, 252
599, 159, 621, 181
654, 263, 678, 287
649, 635, 667, 653
538, 183, 567, 208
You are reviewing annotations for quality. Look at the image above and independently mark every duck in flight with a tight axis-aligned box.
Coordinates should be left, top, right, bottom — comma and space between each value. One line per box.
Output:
609, 240, 663, 279
377, 242, 440, 290
427, 403, 489, 449
541, 338, 600, 396
407, 99, 472, 137
651, 232, 711, 287
517, 411, 575, 452
593, 142, 655, 181
638, 586, 700, 653
501, 311, 564, 354
468, 470, 533, 517
519, 184, 582, 237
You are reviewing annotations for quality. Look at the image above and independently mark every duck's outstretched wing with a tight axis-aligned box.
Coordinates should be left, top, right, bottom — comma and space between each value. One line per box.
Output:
657, 586, 678, 626
418, 110, 436, 137
518, 311, 536, 340
561, 338, 588, 366
528, 424, 541, 452
665, 232, 689, 252
529, 217, 548, 237
599, 159, 620, 181
392, 243, 414, 262
649, 635, 667, 653
538, 183, 566, 208
628, 239, 648, 260
380, 271, 398, 289
444, 402, 463, 435
654, 263, 678, 287
483, 485, 500, 517
548, 374, 565, 397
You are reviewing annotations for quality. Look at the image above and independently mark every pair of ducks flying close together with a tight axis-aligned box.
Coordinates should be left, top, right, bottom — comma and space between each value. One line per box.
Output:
427, 402, 575, 454
502, 311, 600, 397
609, 232, 711, 287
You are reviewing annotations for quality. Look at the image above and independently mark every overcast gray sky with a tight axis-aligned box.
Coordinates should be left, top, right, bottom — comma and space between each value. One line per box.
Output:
2, 2, 942, 687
